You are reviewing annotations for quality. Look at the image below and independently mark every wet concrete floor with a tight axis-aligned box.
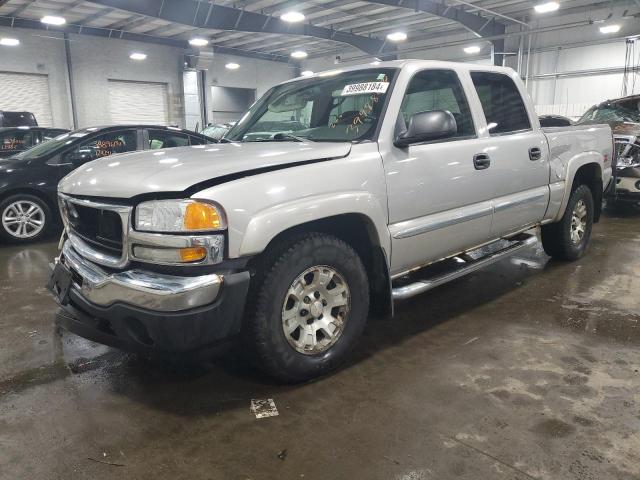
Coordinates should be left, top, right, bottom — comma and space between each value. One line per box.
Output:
1, 209, 639, 480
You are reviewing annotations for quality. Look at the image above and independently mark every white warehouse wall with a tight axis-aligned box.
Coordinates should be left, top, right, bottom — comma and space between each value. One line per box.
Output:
0, 27, 294, 130
0, 27, 73, 128
66, 34, 185, 128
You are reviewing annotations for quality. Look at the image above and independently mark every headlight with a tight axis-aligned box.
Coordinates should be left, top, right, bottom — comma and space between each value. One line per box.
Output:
135, 199, 226, 232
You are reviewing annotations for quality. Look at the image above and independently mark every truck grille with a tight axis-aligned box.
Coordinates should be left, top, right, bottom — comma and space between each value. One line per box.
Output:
67, 204, 123, 256
59, 194, 131, 268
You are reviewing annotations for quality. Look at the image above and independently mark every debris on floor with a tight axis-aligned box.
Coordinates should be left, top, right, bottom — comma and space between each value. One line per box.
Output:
277, 449, 287, 460
250, 398, 279, 419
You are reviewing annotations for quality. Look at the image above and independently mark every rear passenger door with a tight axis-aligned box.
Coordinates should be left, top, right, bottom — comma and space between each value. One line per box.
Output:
61, 129, 139, 166
469, 71, 549, 236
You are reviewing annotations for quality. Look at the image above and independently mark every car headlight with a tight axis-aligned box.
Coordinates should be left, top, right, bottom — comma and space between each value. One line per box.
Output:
135, 199, 226, 232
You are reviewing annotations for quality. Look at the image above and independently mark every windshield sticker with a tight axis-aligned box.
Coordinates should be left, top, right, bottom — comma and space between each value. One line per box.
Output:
341, 82, 389, 96
2, 138, 26, 150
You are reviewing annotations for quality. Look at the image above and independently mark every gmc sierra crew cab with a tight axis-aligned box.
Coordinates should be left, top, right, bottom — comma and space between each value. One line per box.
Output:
49, 60, 613, 382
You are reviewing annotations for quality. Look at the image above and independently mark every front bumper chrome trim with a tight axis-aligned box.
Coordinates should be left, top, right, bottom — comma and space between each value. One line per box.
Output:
60, 241, 223, 312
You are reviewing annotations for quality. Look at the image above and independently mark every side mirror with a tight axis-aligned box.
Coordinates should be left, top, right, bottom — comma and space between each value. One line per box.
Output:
394, 110, 457, 147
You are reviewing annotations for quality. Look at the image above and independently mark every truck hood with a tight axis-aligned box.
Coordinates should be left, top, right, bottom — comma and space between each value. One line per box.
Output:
58, 141, 352, 198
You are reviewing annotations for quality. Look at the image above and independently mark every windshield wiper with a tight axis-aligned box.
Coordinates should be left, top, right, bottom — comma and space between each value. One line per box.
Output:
272, 132, 312, 142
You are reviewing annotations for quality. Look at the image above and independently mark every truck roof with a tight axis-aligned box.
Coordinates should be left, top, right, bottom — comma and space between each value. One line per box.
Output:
286, 59, 517, 84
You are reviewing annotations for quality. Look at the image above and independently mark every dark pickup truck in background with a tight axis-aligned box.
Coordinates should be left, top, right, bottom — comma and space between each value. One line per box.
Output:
0, 111, 38, 128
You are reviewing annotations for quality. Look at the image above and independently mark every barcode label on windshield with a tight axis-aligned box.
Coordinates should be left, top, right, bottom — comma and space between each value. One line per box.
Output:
341, 82, 389, 96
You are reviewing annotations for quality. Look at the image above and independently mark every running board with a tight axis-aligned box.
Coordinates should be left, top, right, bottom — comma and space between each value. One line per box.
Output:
391, 233, 538, 301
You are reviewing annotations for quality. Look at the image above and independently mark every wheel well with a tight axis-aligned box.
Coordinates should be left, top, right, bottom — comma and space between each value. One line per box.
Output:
251, 213, 392, 317
0, 189, 60, 222
573, 163, 603, 222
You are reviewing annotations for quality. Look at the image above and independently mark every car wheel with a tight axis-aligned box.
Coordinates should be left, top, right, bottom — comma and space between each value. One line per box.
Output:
0, 194, 51, 243
541, 184, 594, 261
246, 233, 369, 383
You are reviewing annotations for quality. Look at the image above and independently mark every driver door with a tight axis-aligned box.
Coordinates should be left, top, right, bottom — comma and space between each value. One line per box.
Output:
384, 69, 496, 275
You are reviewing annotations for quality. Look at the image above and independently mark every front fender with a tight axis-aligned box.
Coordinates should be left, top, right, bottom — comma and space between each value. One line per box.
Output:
239, 191, 391, 258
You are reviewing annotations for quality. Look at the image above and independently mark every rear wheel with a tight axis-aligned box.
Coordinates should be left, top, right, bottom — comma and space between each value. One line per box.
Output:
0, 194, 51, 243
245, 233, 369, 383
541, 184, 594, 261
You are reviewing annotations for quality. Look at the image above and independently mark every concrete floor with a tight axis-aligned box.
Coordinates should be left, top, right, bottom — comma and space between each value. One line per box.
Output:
1, 210, 639, 480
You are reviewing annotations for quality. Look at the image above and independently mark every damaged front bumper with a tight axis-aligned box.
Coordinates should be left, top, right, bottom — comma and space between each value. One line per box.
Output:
49, 241, 250, 354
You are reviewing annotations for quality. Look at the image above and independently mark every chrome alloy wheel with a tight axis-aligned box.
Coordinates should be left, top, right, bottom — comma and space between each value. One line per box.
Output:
281, 265, 351, 355
570, 199, 587, 245
2, 200, 45, 239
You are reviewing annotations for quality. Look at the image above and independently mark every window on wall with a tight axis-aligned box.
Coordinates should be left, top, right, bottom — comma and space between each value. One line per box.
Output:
399, 69, 475, 138
470, 72, 531, 135
62, 129, 138, 164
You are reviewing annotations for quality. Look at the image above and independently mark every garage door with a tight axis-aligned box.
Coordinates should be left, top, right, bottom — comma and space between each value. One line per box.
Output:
0, 72, 53, 127
108, 80, 168, 125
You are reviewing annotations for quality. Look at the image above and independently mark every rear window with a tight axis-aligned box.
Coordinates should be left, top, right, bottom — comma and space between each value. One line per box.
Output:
470, 72, 531, 135
1, 112, 37, 127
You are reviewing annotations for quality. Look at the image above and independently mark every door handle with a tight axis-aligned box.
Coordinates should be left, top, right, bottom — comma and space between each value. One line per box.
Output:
473, 153, 491, 170
529, 147, 542, 161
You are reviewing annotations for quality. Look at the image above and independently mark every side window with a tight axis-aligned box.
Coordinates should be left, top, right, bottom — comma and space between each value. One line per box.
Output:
148, 129, 190, 149
62, 130, 137, 164
470, 72, 531, 135
0, 130, 37, 153
189, 135, 207, 146
399, 69, 475, 138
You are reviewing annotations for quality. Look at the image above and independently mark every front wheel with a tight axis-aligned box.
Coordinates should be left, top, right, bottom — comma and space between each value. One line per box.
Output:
541, 184, 594, 261
0, 194, 51, 243
245, 233, 369, 383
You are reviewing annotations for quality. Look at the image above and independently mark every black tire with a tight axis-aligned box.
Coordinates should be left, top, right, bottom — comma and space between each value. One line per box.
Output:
0, 194, 52, 243
541, 184, 594, 261
245, 233, 369, 383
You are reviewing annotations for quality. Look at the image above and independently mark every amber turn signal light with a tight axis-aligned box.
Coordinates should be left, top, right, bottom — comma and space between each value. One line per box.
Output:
179, 246, 208, 262
183, 202, 222, 231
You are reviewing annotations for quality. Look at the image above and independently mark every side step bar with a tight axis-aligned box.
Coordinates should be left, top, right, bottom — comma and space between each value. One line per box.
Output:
391, 233, 538, 301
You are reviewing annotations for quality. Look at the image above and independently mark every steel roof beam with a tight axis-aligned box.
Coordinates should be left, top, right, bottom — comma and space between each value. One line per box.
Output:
362, 0, 507, 64
86, 0, 397, 59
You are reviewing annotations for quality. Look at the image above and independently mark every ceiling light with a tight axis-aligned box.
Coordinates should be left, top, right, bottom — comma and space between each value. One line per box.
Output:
386, 32, 407, 42
534, 2, 559, 13
41, 15, 66, 25
599, 24, 621, 34
0, 38, 20, 46
301, 70, 314, 76
225, 62, 240, 70
129, 52, 147, 60
464, 45, 481, 54
291, 50, 308, 59
280, 11, 305, 23
189, 37, 209, 47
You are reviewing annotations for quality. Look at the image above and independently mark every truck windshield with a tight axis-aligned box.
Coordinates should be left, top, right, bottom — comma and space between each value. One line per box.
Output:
578, 104, 640, 124
225, 68, 398, 143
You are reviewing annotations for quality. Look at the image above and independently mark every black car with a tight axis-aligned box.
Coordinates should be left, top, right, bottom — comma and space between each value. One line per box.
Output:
0, 125, 216, 243
0, 127, 70, 158
0, 111, 38, 127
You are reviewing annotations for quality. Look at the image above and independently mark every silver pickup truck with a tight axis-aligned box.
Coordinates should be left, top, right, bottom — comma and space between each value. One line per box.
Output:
49, 60, 613, 382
